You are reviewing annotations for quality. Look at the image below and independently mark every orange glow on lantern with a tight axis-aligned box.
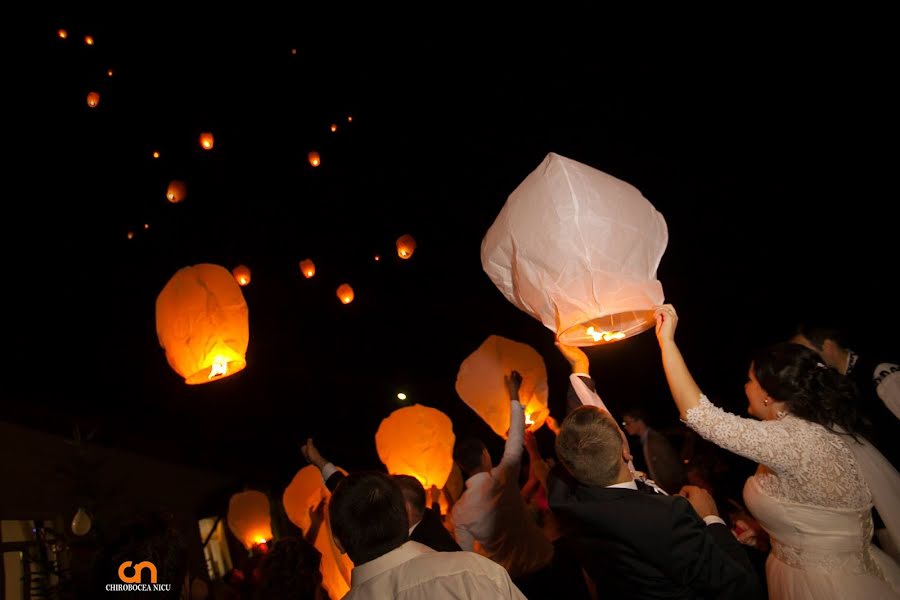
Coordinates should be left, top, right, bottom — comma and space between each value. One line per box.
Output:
156, 264, 249, 384
144, 223, 150, 230
291, 48, 297, 55
199, 132, 214, 150
84, 35, 94, 46
308, 151, 321, 167
107, 68, 114, 77
300, 259, 315, 279
337, 284, 354, 304
330, 124, 337, 133
347, 115, 353, 122
86, 92, 100, 108
375, 405, 456, 489
57, 29, 67, 39
396, 234, 416, 259
232, 265, 251, 286
152, 151, 160, 159
374, 255, 381, 262
166, 180, 187, 203
227, 491, 273, 550
127, 231, 134, 240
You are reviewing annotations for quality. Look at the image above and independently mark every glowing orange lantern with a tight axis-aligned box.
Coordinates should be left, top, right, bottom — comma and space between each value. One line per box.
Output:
84, 35, 94, 46
166, 180, 187, 203
330, 124, 337, 133
199, 132, 214, 150
227, 491, 273, 549
347, 115, 353, 122
396, 234, 416, 259
57, 29, 67, 39
375, 405, 456, 489
283, 466, 353, 599
308, 151, 321, 167
299, 259, 315, 279
456, 335, 550, 438
86, 92, 100, 108
107, 68, 114, 77
126, 231, 134, 240
374, 255, 381, 262
336, 284, 354, 304
152, 151, 160, 159
482, 152, 668, 346
156, 264, 249, 384
143, 223, 150, 230
232, 265, 251, 286
291, 48, 297, 55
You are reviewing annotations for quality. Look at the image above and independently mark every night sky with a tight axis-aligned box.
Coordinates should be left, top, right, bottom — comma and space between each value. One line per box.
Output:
7, 9, 898, 492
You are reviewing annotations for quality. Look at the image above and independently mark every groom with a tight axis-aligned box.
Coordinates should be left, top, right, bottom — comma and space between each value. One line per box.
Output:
548, 404, 762, 599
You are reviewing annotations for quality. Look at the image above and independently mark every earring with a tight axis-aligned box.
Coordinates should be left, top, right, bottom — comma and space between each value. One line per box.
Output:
763, 397, 769, 406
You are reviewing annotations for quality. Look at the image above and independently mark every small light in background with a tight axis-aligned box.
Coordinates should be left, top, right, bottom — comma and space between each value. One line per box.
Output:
143, 223, 150, 230
347, 115, 353, 122
397, 392, 407, 401
291, 48, 297, 55
107, 68, 114, 77
330, 124, 337, 133
152, 151, 160, 159
374, 255, 381, 262
57, 29, 68, 40
126, 231, 134, 240
84, 35, 94, 46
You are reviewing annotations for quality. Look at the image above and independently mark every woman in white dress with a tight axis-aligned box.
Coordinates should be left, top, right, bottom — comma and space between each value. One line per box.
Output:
654, 304, 900, 599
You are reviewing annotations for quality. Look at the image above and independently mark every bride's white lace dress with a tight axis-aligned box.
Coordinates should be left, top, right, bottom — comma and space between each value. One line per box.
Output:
686, 395, 900, 599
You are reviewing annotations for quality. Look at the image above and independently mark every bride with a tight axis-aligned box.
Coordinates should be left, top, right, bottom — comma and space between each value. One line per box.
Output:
654, 304, 900, 599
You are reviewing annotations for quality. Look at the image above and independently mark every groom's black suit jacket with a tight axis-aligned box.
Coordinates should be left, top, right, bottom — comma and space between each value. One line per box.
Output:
548, 469, 761, 600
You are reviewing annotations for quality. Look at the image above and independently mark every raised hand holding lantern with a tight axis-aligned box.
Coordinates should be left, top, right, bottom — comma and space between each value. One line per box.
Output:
481, 152, 667, 346
456, 335, 550, 438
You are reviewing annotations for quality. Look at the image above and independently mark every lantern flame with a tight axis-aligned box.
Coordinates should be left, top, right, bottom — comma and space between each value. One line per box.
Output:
209, 356, 229, 380
255, 536, 267, 545
525, 412, 535, 426
586, 326, 626, 343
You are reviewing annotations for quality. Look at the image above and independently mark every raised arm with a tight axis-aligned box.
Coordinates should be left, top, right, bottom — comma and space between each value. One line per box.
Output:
654, 305, 702, 420
496, 371, 525, 474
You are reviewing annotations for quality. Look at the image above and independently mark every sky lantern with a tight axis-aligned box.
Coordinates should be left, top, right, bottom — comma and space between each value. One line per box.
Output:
156, 264, 249, 384
166, 180, 187, 203
330, 124, 337, 133
199, 132, 214, 150
84, 35, 94, 45
455, 335, 550, 438
375, 404, 456, 489
227, 491, 273, 549
232, 265, 251, 286
481, 152, 667, 347
308, 151, 321, 167
374, 255, 380, 262
107, 68, 114, 77
152, 151, 160, 159
86, 92, 100, 108
336, 284, 354, 304
347, 115, 353, 122
283, 466, 353, 598
126, 231, 134, 240
291, 48, 297, 55
299, 259, 315, 278
396, 234, 416, 259
57, 29, 67, 39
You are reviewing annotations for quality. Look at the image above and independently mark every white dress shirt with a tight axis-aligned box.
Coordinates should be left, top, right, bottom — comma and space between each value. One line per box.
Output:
344, 541, 526, 600
451, 400, 554, 578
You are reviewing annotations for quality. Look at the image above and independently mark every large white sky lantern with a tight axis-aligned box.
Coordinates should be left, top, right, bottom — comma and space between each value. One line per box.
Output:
456, 335, 550, 438
481, 152, 668, 346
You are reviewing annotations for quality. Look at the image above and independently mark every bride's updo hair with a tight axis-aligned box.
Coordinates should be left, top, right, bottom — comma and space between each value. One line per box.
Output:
751, 342, 871, 440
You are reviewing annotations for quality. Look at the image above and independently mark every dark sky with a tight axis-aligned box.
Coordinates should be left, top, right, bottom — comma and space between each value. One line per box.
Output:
7, 9, 898, 490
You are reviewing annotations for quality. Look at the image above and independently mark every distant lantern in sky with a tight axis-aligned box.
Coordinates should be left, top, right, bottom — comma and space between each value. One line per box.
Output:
232, 265, 251, 286
291, 48, 297, 55
86, 91, 100, 108
374, 255, 381, 262
308, 151, 321, 167
347, 115, 353, 122
156, 263, 249, 384
299, 259, 315, 279
199, 132, 214, 150
227, 491, 273, 550
330, 124, 337, 133
57, 29, 67, 39
375, 404, 456, 489
152, 151, 160, 159
126, 231, 134, 240
481, 152, 668, 346
166, 180, 187, 203
396, 234, 416, 259
337, 284, 354, 304
143, 223, 150, 230
107, 68, 114, 77
84, 35, 94, 45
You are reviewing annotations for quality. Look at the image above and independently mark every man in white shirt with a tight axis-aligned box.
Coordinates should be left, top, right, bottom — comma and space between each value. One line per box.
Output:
450, 371, 554, 579
329, 471, 525, 600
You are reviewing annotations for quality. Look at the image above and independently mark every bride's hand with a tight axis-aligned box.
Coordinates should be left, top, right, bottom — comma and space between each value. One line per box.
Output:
654, 304, 678, 345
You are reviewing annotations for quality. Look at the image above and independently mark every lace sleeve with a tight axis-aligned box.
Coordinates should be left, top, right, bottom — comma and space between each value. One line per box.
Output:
684, 395, 798, 474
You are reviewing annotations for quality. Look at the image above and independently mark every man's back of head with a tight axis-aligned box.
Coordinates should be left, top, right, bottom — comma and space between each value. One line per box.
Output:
556, 406, 626, 487
329, 471, 409, 565
453, 438, 489, 480
392, 474, 426, 526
